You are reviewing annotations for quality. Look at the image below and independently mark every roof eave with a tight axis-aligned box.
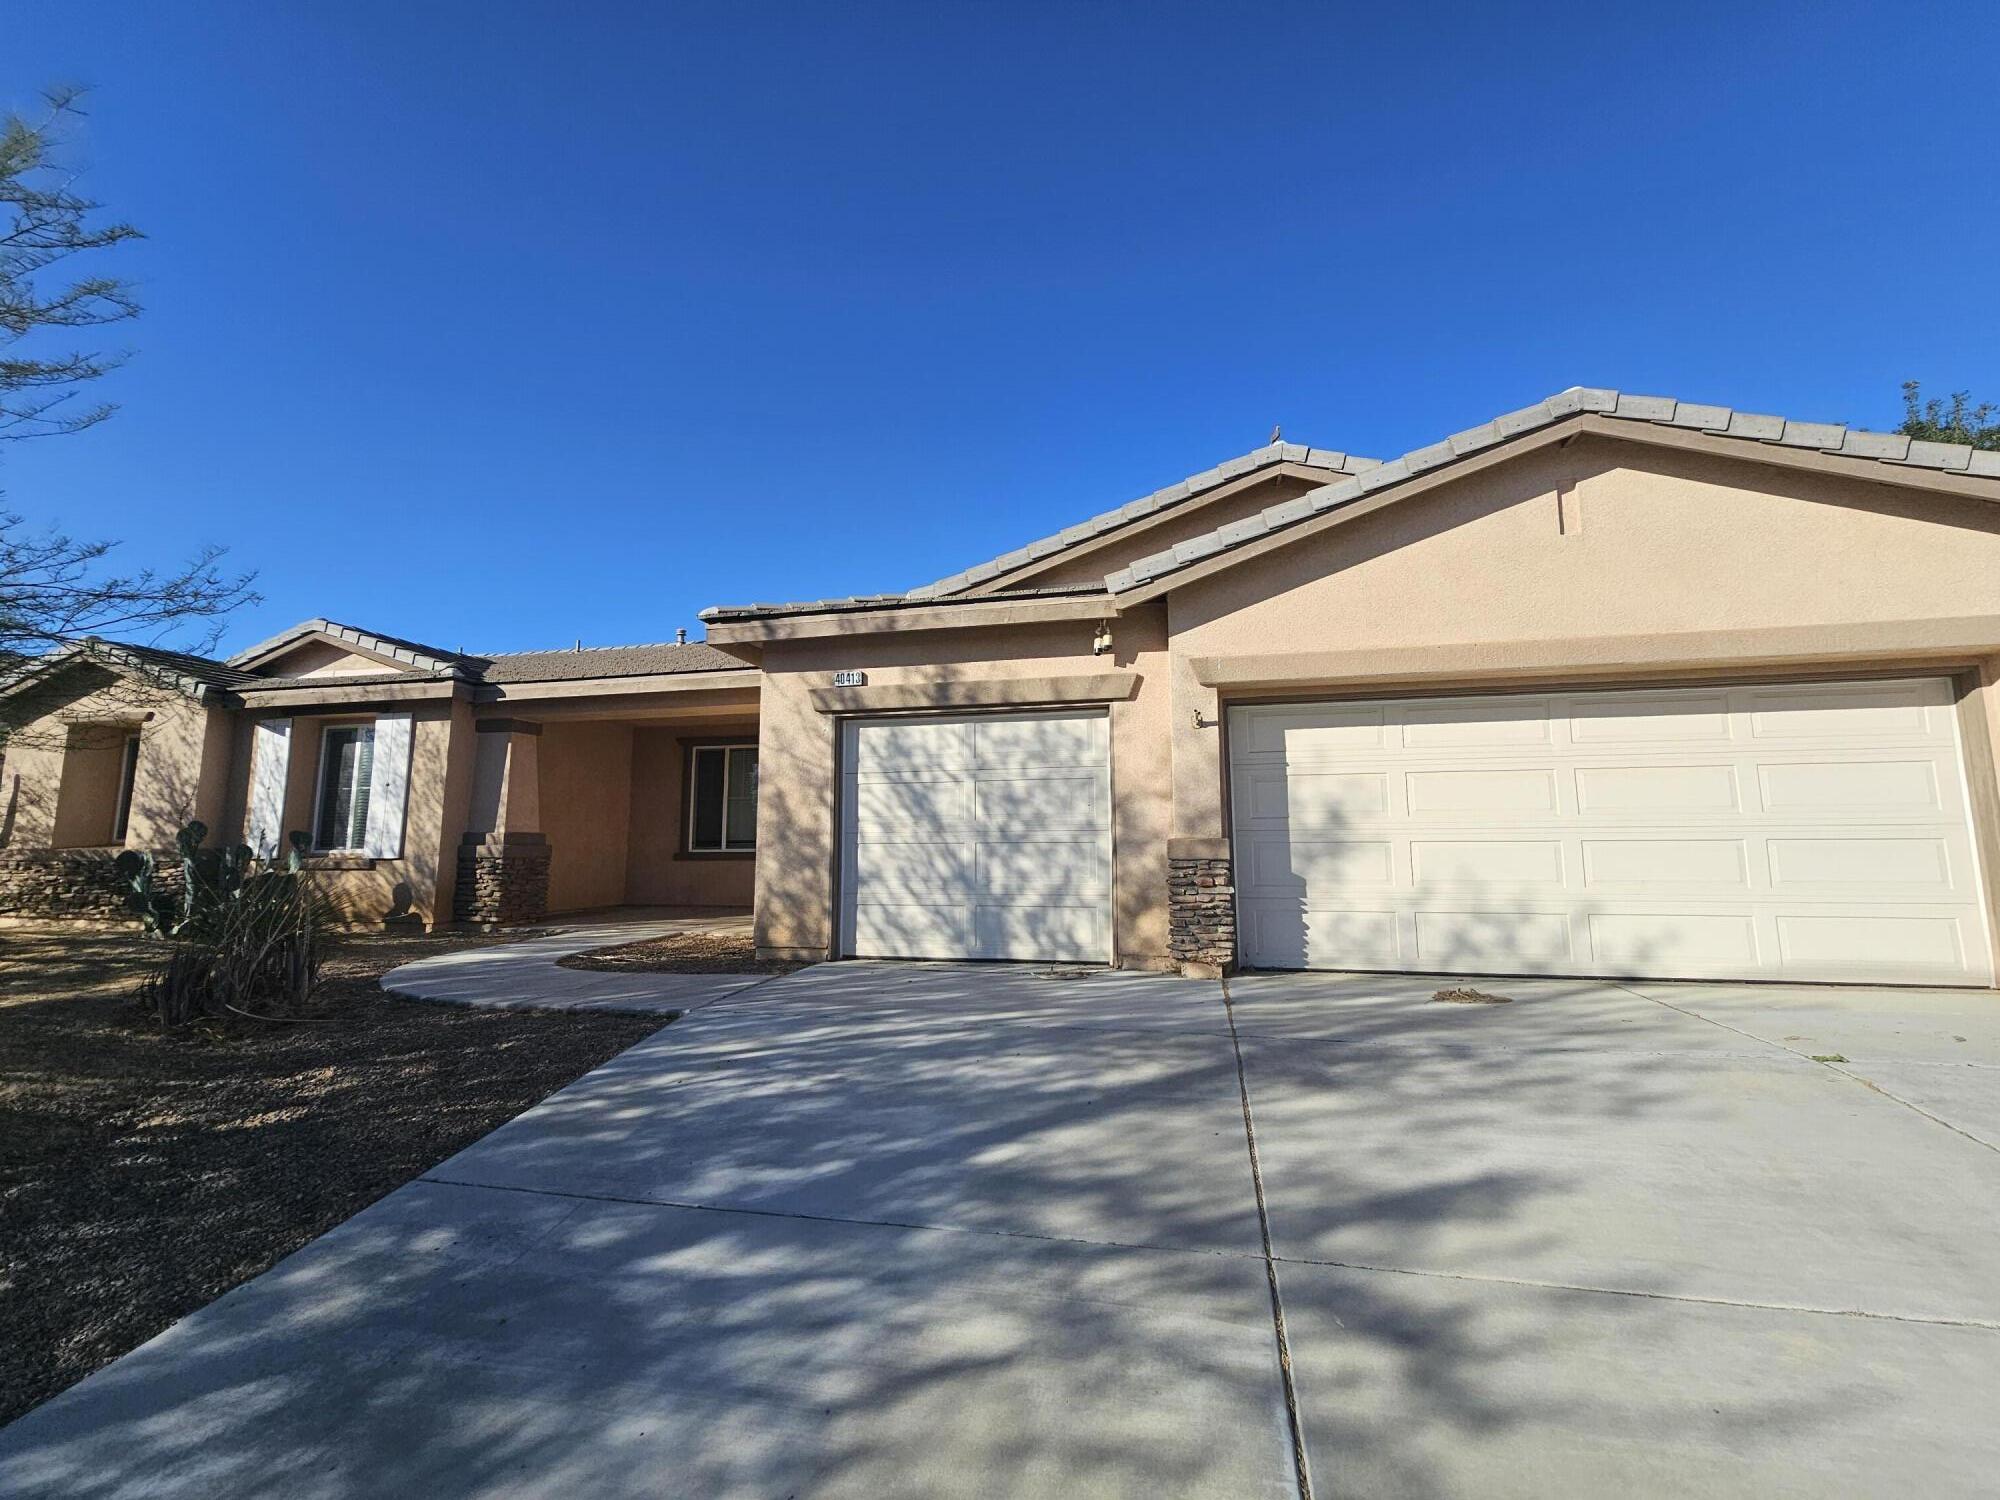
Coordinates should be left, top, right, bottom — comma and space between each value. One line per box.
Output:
0, 642, 234, 708
1106, 401, 2000, 605
703, 592, 1116, 644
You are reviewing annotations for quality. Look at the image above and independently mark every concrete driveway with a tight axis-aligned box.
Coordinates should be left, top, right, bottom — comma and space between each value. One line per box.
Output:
3, 962, 1997, 1498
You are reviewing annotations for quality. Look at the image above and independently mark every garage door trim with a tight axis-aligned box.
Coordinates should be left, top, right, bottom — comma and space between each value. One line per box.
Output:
837, 707, 1116, 964
1225, 674, 1996, 985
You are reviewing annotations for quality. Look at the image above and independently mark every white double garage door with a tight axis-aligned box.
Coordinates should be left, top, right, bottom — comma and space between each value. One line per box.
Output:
839, 711, 1112, 963
1231, 676, 1995, 985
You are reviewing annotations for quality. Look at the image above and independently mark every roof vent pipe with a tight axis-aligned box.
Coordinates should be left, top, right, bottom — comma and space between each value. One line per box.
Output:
676, 627, 687, 645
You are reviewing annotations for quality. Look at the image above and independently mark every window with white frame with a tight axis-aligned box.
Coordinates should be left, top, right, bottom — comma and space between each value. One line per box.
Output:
314, 724, 376, 851
688, 744, 757, 852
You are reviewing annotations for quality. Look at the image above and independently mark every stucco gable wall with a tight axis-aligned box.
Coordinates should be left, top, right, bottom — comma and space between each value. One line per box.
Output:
1169, 440, 2000, 651
254, 639, 424, 679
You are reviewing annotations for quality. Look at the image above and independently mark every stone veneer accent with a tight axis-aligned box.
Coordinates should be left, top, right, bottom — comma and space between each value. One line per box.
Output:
1167, 848, 1236, 975
0, 847, 182, 920
454, 833, 552, 927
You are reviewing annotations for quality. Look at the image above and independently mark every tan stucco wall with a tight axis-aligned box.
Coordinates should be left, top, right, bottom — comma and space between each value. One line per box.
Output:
625, 723, 757, 908
2, 667, 234, 853
538, 721, 635, 914
255, 639, 419, 678
752, 613, 1171, 967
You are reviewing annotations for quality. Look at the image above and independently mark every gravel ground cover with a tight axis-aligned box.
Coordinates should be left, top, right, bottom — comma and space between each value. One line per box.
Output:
0, 925, 663, 1427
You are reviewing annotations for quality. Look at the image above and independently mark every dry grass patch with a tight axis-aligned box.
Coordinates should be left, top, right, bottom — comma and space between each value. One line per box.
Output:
0, 924, 663, 1427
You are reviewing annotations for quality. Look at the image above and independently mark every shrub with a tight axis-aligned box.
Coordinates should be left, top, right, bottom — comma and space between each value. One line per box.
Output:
114, 821, 326, 1025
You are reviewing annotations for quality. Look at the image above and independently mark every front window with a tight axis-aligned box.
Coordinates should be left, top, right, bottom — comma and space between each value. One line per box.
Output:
689, 744, 757, 852
314, 725, 376, 851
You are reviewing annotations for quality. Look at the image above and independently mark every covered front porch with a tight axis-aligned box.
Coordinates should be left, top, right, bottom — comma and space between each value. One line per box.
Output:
456, 682, 759, 928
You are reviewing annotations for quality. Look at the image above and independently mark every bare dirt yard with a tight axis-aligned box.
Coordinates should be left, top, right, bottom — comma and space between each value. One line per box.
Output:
0, 924, 664, 1427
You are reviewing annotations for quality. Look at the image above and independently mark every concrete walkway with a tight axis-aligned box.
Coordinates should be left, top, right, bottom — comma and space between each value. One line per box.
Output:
382, 911, 770, 1015
3, 961, 1998, 1497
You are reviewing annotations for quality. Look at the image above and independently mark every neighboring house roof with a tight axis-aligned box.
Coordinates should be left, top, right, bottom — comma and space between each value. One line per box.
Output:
1100, 387, 2000, 596
701, 583, 1106, 626
226, 618, 469, 674
225, 619, 749, 684
1, 626, 749, 712
904, 439, 1379, 601
0, 638, 265, 705
465, 641, 747, 682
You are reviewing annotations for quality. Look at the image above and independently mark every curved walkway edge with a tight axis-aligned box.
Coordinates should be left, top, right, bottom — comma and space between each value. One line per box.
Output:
381, 913, 786, 1016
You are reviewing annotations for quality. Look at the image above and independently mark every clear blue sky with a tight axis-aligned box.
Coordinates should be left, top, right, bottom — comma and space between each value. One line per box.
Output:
9, 2, 1998, 656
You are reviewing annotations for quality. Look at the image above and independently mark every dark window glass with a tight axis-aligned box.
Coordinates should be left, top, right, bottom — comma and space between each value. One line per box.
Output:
315, 726, 375, 850
690, 746, 726, 850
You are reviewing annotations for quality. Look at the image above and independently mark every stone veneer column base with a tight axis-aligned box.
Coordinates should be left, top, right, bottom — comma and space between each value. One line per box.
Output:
1167, 839, 1236, 978
454, 834, 552, 927
0, 847, 182, 921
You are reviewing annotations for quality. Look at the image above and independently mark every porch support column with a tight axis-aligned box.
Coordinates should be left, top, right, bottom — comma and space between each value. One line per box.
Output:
1168, 652, 1235, 977
455, 719, 550, 926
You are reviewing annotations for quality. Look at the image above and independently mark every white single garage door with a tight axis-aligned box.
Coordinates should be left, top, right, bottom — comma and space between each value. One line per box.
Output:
839, 710, 1112, 962
1230, 677, 1994, 985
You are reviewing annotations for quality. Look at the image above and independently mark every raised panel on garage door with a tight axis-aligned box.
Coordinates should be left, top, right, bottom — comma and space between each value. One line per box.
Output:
1228, 677, 1994, 985
841, 710, 1112, 962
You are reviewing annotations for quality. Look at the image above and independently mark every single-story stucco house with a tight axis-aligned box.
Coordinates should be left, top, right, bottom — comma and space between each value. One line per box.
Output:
10, 386, 2000, 987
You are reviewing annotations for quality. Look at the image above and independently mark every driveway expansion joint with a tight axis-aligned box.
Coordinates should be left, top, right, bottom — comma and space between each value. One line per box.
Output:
1613, 982, 2000, 1156
1220, 973, 1315, 1500
1265, 1254, 2000, 1331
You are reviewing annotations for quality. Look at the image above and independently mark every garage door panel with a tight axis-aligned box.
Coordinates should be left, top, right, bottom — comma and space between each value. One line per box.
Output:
973, 904, 1106, 962
852, 719, 972, 774
1575, 763, 1741, 813
977, 837, 1110, 902
1586, 912, 1761, 970
1402, 701, 1554, 747
1414, 910, 1572, 967
1747, 681, 1945, 739
973, 771, 1105, 832
1757, 759, 1942, 814
1230, 678, 1994, 984
1767, 836, 1954, 891
849, 841, 974, 905
1409, 838, 1564, 888
1242, 704, 1388, 757
1244, 769, 1388, 825
1776, 914, 1966, 971
1244, 904, 1399, 970
1245, 837, 1394, 893
1407, 768, 1558, 814
1568, 693, 1733, 743
851, 901, 971, 960
842, 712, 1111, 963
1581, 837, 1750, 889
853, 779, 971, 835
973, 714, 1106, 769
